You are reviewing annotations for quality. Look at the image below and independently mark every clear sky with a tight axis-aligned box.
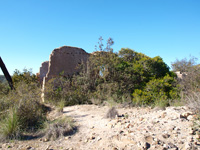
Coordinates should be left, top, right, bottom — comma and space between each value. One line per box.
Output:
0, 0, 200, 75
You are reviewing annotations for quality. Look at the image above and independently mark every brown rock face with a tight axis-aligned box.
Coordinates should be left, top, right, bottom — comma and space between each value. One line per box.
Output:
39, 61, 49, 82
45, 46, 89, 81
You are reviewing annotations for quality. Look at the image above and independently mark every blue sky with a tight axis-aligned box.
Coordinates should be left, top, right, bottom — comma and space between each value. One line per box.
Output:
0, 0, 200, 75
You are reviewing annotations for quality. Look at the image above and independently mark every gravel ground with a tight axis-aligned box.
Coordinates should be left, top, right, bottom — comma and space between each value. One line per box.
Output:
0, 104, 200, 150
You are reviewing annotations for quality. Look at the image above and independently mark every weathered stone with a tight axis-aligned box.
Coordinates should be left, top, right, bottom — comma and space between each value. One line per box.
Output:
138, 141, 151, 150
189, 128, 195, 135
187, 115, 195, 121
161, 112, 167, 118
39, 61, 49, 82
144, 135, 153, 144
139, 117, 144, 121
175, 71, 187, 80
26, 146, 32, 150
124, 123, 131, 128
40, 46, 90, 102
180, 111, 193, 119
90, 136, 95, 140
162, 133, 170, 139
195, 134, 200, 139
45, 46, 89, 81
43, 138, 49, 142
97, 136, 102, 141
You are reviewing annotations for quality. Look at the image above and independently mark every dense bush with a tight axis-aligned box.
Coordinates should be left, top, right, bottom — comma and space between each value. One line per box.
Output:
132, 75, 179, 106
45, 74, 91, 106
12, 68, 39, 86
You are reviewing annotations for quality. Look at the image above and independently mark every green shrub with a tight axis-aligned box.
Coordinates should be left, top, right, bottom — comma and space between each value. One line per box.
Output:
12, 82, 46, 130
0, 80, 47, 140
12, 69, 39, 86
132, 75, 179, 106
45, 75, 91, 106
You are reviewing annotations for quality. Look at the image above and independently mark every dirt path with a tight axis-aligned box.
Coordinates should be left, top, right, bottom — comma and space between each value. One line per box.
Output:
0, 105, 200, 150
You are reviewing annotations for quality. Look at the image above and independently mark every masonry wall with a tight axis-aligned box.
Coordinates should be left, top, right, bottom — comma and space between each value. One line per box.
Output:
44, 46, 89, 81
39, 61, 49, 82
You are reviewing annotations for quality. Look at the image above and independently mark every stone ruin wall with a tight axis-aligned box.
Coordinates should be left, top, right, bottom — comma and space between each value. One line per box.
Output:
39, 46, 90, 101
39, 61, 49, 82
39, 46, 89, 82
46, 46, 89, 81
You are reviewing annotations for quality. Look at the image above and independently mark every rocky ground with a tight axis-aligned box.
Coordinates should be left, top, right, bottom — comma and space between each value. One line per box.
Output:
0, 104, 200, 150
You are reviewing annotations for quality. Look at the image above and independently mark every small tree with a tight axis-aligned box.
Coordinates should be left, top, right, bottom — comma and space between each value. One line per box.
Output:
12, 69, 39, 87
171, 57, 200, 93
171, 56, 198, 72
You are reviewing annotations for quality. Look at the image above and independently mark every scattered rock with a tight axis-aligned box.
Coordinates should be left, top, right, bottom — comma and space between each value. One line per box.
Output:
43, 138, 49, 142
189, 128, 195, 135
188, 115, 195, 121
2, 105, 199, 150
161, 112, 167, 118
162, 133, 170, 139
180, 111, 193, 119
90, 136, 95, 140
144, 135, 153, 144
96, 136, 102, 141
139, 117, 144, 121
138, 141, 151, 149
195, 134, 200, 139
26, 146, 32, 149
65, 136, 71, 140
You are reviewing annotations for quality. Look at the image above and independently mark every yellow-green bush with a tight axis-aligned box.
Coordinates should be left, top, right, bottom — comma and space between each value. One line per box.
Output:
132, 75, 179, 106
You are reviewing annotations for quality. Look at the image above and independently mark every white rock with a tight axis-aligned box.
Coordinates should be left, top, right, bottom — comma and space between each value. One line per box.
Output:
187, 115, 194, 121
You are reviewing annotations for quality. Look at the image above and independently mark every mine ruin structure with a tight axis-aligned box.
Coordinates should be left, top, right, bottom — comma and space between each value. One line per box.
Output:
39, 46, 89, 82
39, 46, 90, 102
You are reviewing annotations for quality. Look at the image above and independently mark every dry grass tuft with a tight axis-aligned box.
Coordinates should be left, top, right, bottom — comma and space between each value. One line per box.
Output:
106, 107, 119, 119
186, 92, 200, 113
44, 116, 75, 141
